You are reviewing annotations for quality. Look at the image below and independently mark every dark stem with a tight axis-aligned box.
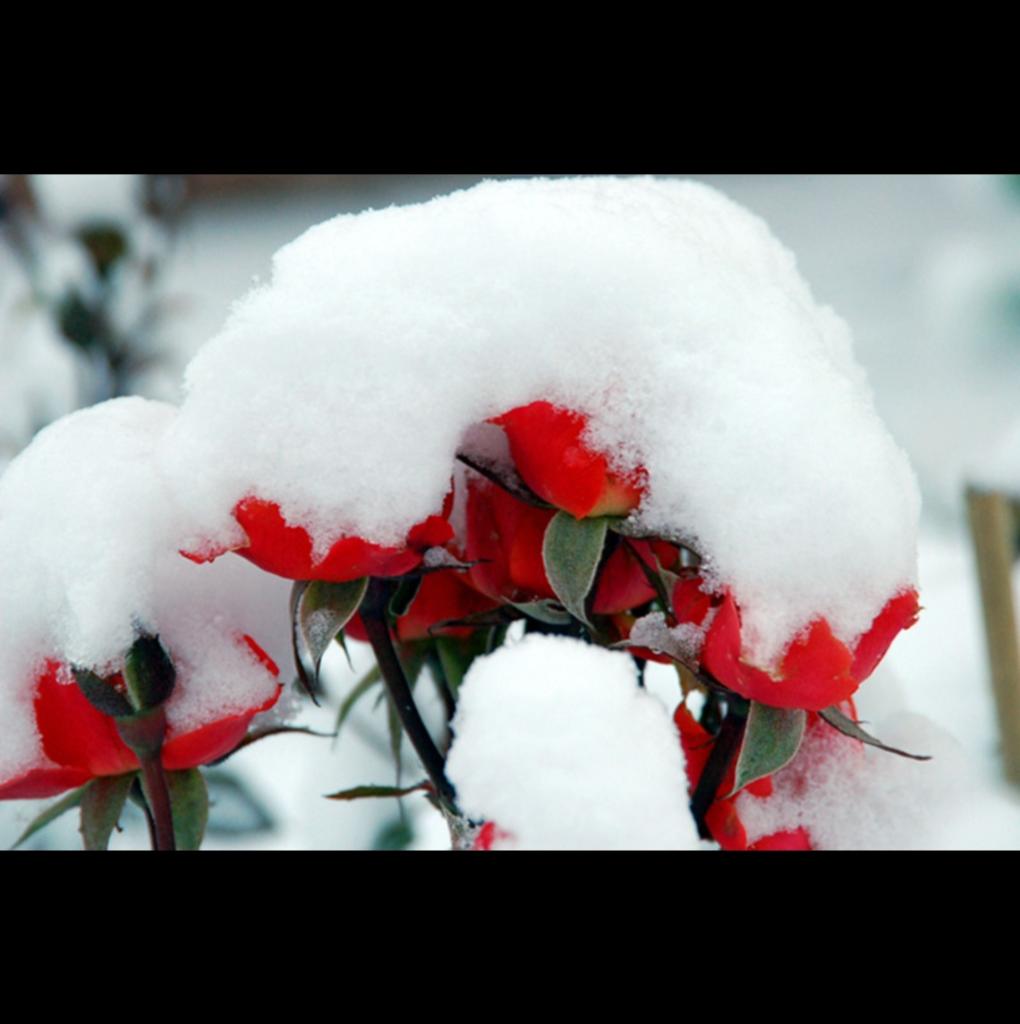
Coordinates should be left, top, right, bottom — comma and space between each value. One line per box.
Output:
690, 696, 748, 840
361, 579, 459, 814
139, 754, 176, 851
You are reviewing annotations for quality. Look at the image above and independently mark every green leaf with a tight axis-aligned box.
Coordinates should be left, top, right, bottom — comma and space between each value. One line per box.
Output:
389, 576, 422, 618
11, 784, 89, 850
727, 703, 807, 797
167, 769, 209, 850
434, 636, 468, 700
209, 724, 334, 766
292, 578, 368, 692
73, 668, 133, 718
510, 600, 573, 626
80, 774, 134, 850
204, 770, 274, 836
819, 706, 932, 761
333, 664, 383, 743
541, 512, 609, 627
386, 692, 403, 787
326, 782, 430, 801
123, 633, 176, 711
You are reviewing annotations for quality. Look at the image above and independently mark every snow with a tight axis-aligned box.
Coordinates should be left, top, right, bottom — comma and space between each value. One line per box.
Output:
162, 176, 918, 671
0, 398, 291, 784
446, 634, 706, 850
2, 174, 1016, 851
736, 710, 1020, 850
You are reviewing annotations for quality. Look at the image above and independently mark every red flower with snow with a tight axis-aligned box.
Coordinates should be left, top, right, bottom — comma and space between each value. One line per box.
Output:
184, 494, 454, 582
0, 635, 281, 800
491, 401, 646, 519
701, 588, 920, 711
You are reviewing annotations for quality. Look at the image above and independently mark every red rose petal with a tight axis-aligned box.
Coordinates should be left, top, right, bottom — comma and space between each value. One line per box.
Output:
231, 497, 436, 582
851, 589, 920, 682
0, 765, 94, 800
492, 402, 644, 519
34, 662, 138, 778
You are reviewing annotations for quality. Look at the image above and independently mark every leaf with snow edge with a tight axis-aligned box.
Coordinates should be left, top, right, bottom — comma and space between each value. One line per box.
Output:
73, 667, 133, 718
542, 512, 609, 628
167, 768, 209, 850
292, 577, 368, 695
123, 633, 175, 711
819, 705, 932, 761
510, 600, 574, 626
11, 784, 87, 850
80, 774, 133, 850
333, 664, 383, 743
326, 782, 430, 801
726, 703, 806, 798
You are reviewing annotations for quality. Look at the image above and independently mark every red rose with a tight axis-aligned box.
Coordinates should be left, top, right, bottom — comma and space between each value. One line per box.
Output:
184, 494, 454, 582
701, 588, 920, 711
0, 635, 281, 800
491, 401, 646, 519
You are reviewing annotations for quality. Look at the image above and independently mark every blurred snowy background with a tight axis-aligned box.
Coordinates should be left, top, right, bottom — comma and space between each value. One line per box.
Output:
3, 172, 1020, 849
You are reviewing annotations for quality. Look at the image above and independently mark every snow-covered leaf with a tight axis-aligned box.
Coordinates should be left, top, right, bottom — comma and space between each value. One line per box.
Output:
542, 512, 609, 627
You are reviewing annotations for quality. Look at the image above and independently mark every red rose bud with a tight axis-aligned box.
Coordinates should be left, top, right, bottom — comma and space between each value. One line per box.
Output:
0, 637, 281, 800
491, 401, 646, 519
701, 588, 920, 712
184, 493, 454, 583
346, 570, 500, 644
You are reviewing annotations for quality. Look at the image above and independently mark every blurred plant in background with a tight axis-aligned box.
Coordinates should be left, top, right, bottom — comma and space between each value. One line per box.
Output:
0, 174, 187, 471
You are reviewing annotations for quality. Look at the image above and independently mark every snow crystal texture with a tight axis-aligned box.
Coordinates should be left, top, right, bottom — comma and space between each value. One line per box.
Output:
0, 398, 290, 783
164, 176, 918, 666
446, 634, 704, 850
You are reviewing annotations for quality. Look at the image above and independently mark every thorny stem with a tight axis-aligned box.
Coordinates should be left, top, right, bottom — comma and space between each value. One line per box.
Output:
689, 695, 748, 840
361, 579, 459, 815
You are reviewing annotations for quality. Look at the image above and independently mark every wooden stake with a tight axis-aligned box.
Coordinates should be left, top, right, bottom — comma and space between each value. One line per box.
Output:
966, 487, 1020, 785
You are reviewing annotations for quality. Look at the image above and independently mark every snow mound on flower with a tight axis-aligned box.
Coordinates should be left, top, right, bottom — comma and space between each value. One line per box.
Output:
445, 634, 705, 850
0, 398, 291, 784
735, 711, 1020, 849
163, 176, 918, 666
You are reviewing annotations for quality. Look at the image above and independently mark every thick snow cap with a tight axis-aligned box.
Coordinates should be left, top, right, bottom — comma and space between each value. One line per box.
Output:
164, 176, 920, 666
